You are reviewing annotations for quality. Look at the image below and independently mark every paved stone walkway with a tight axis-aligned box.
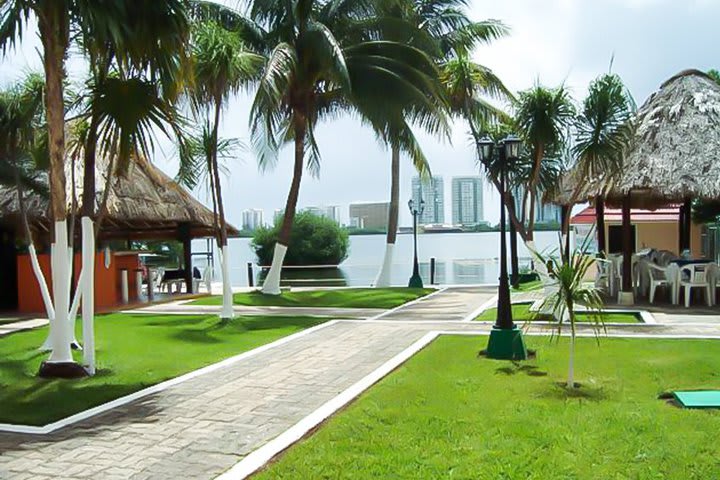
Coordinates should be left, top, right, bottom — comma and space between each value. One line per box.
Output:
128, 302, 385, 319
2, 287, 720, 480
0, 318, 48, 337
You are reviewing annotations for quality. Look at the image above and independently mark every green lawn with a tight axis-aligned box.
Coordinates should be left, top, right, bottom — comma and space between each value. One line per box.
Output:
476, 302, 641, 323
0, 313, 325, 426
256, 335, 720, 479
512, 279, 542, 292
191, 288, 434, 309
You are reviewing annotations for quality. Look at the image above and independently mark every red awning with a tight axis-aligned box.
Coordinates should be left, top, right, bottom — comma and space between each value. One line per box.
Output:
571, 206, 681, 225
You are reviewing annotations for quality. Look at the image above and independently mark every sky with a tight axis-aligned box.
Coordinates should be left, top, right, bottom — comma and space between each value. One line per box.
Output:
1, 0, 719, 228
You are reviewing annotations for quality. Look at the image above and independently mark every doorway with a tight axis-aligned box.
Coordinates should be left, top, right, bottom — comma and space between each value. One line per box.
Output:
608, 225, 636, 255
0, 228, 18, 310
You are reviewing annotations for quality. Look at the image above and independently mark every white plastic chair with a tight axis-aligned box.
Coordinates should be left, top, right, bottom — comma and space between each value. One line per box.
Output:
193, 266, 212, 293
704, 263, 720, 306
594, 258, 611, 293
646, 263, 674, 304
679, 263, 712, 307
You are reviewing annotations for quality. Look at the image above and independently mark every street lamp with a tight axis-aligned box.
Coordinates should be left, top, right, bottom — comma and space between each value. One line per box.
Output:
408, 198, 425, 288
478, 134, 527, 360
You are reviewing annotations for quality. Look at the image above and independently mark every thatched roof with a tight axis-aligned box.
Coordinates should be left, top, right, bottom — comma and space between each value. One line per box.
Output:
551, 69, 720, 208
0, 156, 237, 240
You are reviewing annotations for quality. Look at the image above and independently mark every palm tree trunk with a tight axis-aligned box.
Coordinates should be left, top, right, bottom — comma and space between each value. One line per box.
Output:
14, 159, 55, 322
38, 5, 76, 368
261, 120, 306, 295
210, 100, 233, 318
525, 147, 545, 242
509, 205, 519, 287
374, 144, 400, 287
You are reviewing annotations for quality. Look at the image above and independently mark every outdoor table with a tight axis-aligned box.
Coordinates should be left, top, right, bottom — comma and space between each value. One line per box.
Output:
670, 259, 713, 267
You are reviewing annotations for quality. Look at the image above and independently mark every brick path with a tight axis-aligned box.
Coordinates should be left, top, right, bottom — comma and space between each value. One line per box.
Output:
1, 287, 720, 479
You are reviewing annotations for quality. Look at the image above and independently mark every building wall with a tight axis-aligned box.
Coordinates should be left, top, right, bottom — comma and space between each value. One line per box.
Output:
451, 177, 483, 226
411, 176, 445, 225
17, 251, 141, 314
601, 221, 703, 257
349, 202, 389, 229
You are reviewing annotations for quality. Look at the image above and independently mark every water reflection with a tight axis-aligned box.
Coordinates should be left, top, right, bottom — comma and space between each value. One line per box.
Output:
452, 260, 492, 285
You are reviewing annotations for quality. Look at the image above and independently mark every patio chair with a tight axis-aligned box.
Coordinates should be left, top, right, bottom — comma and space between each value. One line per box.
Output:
679, 263, 712, 308
594, 257, 612, 293
646, 262, 676, 304
705, 263, 720, 306
193, 266, 212, 293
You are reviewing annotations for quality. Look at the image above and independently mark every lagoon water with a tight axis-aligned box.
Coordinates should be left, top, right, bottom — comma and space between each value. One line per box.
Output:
194, 231, 568, 287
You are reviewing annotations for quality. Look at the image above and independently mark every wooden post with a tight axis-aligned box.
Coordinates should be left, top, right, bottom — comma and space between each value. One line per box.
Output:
678, 203, 686, 254
179, 223, 193, 294
621, 194, 633, 294
561, 205, 571, 262
595, 196, 606, 254
683, 198, 692, 253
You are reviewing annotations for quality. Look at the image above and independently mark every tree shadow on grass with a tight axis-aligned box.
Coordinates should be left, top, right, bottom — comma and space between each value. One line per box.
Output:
495, 363, 548, 378
540, 382, 609, 402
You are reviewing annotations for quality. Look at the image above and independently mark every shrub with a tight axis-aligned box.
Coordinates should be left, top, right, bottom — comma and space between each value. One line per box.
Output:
251, 211, 349, 266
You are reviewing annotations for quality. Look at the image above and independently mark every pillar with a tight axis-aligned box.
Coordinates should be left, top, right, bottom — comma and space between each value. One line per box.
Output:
620, 193, 634, 304
595, 196, 606, 254
179, 223, 193, 294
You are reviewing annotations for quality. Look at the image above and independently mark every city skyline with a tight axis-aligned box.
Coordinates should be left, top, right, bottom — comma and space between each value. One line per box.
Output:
243, 175, 558, 228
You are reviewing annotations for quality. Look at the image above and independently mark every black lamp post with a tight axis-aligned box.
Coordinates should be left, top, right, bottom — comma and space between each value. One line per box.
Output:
408, 198, 425, 288
478, 134, 528, 360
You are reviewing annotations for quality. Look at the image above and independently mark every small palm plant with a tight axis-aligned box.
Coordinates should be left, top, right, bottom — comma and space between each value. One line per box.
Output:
534, 237, 605, 389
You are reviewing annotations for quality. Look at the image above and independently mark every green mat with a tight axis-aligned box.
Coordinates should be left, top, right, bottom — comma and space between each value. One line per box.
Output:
673, 391, 720, 409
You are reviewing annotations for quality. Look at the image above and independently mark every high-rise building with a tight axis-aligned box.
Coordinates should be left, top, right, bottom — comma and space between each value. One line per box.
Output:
511, 186, 562, 225
305, 205, 341, 224
273, 209, 284, 225
411, 176, 445, 225
241, 209, 264, 231
349, 202, 390, 230
451, 176, 484, 226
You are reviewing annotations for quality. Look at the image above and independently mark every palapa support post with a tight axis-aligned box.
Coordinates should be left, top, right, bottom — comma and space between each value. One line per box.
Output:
619, 193, 634, 305
596, 196, 606, 254
561, 205, 571, 262
180, 223, 193, 294
678, 202, 686, 253
683, 198, 692, 253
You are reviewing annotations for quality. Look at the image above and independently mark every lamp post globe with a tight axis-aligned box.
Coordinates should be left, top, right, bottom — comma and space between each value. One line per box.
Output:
408, 198, 425, 288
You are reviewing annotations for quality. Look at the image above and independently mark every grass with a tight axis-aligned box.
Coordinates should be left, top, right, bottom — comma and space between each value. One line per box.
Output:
191, 288, 434, 309
475, 302, 641, 323
0, 313, 325, 426
256, 335, 720, 479
512, 279, 542, 292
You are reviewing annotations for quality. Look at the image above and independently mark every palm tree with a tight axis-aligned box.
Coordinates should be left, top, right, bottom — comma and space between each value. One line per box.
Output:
248, 0, 447, 295
514, 84, 575, 243
0, 0, 190, 376
178, 18, 262, 317
372, 0, 507, 287
535, 237, 605, 389
565, 73, 635, 251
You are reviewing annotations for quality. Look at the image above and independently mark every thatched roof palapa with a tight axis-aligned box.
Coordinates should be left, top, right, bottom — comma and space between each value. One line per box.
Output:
551, 69, 720, 209
0, 156, 238, 240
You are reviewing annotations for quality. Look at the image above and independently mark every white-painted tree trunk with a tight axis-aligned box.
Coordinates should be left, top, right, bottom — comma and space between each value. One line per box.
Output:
40, 243, 57, 351
27, 244, 55, 322
373, 243, 395, 287
47, 221, 74, 364
567, 332, 575, 389
261, 243, 287, 295
81, 217, 96, 375
220, 245, 234, 319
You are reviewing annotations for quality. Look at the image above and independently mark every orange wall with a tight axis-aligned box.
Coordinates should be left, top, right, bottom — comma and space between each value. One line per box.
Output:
17, 251, 139, 314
